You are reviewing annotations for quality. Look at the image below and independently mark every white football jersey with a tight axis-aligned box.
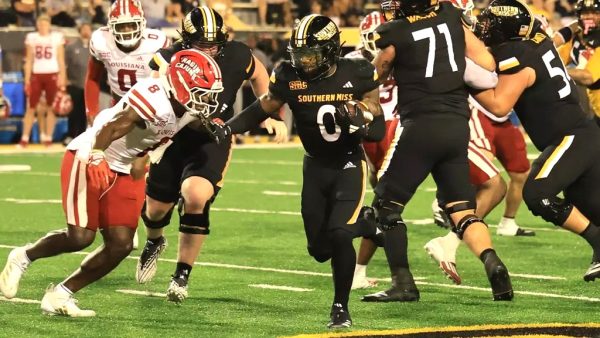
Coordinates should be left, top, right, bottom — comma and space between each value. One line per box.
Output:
25, 31, 65, 74
68, 77, 196, 174
344, 50, 399, 121
90, 27, 168, 97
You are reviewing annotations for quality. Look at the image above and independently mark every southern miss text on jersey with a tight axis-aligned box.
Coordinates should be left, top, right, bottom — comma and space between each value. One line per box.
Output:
269, 58, 379, 160
374, 2, 468, 119
492, 33, 588, 150
149, 40, 255, 119
67, 77, 195, 174
90, 27, 168, 97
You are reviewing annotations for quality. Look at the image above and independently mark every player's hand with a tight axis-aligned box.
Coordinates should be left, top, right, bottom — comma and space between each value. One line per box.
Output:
87, 149, 115, 190
207, 119, 231, 145
335, 100, 373, 135
263, 118, 288, 143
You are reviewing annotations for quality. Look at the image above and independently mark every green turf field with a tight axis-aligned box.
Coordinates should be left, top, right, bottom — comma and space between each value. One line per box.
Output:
0, 147, 598, 337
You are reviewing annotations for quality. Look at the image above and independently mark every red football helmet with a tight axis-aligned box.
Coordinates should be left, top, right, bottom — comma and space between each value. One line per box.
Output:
108, 0, 146, 48
359, 11, 386, 58
165, 50, 224, 119
52, 90, 73, 116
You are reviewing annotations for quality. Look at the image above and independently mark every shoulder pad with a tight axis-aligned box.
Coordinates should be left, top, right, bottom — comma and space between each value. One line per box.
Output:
492, 41, 532, 74
347, 58, 378, 82
374, 21, 397, 49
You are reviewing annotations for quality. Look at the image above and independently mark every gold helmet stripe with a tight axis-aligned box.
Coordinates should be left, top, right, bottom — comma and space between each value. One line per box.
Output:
199, 6, 216, 40
295, 14, 319, 47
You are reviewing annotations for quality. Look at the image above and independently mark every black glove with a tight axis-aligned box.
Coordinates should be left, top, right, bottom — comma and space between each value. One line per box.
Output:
207, 120, 232, 145
335, 100, 369, 136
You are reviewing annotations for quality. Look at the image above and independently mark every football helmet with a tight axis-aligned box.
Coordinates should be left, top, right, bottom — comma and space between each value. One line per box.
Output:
52, 90, 73, 116
165, 50, 224, 119
108, 0, 146, 48
474, 0, 534, 47
359, 11, 386, 59
380, 0, 439, 19
288, 14, 341, 81
576, 0, 600, 47
180, 6, 229, 57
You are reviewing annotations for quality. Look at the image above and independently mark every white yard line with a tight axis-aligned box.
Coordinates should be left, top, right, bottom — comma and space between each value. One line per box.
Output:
262, 190, 301, 196
115, 289, 166, 298
0, 165, 32, 172
248, 284, 314, 292
0, 244, 584, 302
0, 295, 41, 304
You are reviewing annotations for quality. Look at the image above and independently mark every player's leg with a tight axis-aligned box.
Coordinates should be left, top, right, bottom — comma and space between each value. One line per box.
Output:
19, 75, 42, 147
432, 119, 512, 301
523, 127, 600, 280
363, 122, 433, 302
495, 123, 534, 236
42, 75, 59, 146
0, 150, 98, 299
136, 140, 184, 283
166, 133, 232, 303
40, 174, 144, 317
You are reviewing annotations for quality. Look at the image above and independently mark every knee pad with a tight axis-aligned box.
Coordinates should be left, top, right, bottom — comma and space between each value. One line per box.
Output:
178, 201, 211, 235
308, 246, 332, 263
444, 201, 482, 239
525, 195, 573, 226
141, 201, 173, 229
373, 198, 405, 231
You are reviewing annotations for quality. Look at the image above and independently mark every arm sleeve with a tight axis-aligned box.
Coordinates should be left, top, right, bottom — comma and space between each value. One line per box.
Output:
84, 57, 106, 120
364, 114, 385, 142
556, 26, 573, 44
464, 57, 498, 89
227, 99, 272, 134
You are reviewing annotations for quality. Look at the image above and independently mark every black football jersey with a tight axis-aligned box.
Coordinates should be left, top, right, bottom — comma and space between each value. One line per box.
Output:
269, 58, 379, 160
149, 40, 256, 119
492, 33, 588, 150
375, 2, 468, 119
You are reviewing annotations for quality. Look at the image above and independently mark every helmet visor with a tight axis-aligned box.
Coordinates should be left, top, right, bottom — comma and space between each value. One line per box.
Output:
289, 46, 326, 79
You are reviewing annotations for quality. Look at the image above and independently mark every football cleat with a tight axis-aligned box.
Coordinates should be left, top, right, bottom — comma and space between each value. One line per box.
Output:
136, 236, 167, 284
327, 303, 352, 329
584, 261, 600, 282
351, 275, 378, 290
496, 218, 535, 237
40, 284, 96, 317
424, 236, 461, 285
432, 199, 452, 229
0, 246, 31, 299
362, 268, 420, 302
482, 253, 513, 301
166, 276, 188, 304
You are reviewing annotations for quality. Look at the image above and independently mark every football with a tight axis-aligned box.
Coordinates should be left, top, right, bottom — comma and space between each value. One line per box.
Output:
342, 100, 374, 122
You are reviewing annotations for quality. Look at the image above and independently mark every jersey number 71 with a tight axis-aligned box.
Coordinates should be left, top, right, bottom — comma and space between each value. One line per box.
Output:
412, 23, 459, 78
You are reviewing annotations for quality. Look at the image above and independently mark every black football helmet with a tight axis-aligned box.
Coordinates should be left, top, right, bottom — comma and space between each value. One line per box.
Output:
180, 6, 229, 56
380, 0, 439, 20
474, 0, 535, 46
576, 0, 600, 47
288, 15, 341, 81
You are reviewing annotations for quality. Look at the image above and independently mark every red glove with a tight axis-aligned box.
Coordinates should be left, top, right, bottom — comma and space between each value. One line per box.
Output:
87, 149, 115, 190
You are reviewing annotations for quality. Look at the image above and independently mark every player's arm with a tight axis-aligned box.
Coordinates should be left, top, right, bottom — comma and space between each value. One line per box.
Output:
464, 57, 498, 89
372, 45, 395, 83
471, 68, 535, 116
56, 43, 67, 88
226, 92, 285, 134
92, 105, 141, 150
553, 21, 579, 47
130, 155, 149, 180
568, 68, 594, 86
84, 57, 107, 124
465, 27, 496, 71
359, 87, 385, 142
23, 45, 33, 94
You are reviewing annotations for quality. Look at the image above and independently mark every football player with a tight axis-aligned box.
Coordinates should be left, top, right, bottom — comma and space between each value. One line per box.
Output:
554, 0, 600, 126
0, 50, 223, 316
214, 14, 385, 329
473, 0, 600, 282
85, 0, 169, 123
21, 15, 66, 147
361, 0, 513, 302
135, 6, 287, 303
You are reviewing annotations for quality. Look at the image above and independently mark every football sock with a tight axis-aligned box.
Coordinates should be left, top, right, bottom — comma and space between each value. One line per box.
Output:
331, 230, 356, 310
354, 264, 367, 278
57, 283, 74, 296
480, 248, 502, 277
383, 222, 410, 273
580, 223, 600, 261
174, 262, 192, 280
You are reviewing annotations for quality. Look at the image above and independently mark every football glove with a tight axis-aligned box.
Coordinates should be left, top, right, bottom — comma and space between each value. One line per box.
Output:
87, 149, 115, 190
335, 100, 373, 135
207, 119, 232, 145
